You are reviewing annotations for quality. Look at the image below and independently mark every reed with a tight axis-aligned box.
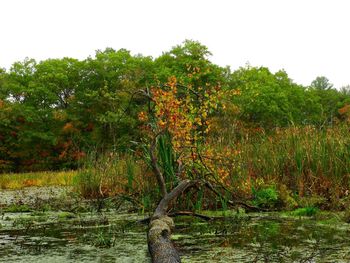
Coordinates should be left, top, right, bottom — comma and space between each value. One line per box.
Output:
215, 124, 350, 202
73, 152, 142, 199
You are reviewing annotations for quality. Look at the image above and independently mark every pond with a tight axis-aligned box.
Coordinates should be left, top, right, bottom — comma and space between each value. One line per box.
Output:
0, 210, 349, 263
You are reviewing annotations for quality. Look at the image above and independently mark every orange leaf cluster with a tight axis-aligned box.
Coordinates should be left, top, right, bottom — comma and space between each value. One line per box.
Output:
139, 76, 228, 179
62, 122, 79, 133
151, 77, 194, 152
202, 145, 241, 185
339, 104, 350, 116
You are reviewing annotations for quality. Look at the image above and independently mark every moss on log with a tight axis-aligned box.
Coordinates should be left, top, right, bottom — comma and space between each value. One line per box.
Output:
148, 215, 180, 263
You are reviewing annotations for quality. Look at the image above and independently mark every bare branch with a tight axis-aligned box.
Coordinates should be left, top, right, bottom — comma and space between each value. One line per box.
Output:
203, 180, 268, 212
154, 179, 199, 218
139, 210, 212, 224
168, 211, 212, 221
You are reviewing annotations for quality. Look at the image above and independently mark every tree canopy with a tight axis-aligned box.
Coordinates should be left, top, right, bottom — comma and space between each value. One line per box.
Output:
0, 40, 349, 172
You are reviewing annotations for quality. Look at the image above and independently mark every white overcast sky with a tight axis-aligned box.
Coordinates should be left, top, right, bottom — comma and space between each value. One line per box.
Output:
1, 0, 350, 88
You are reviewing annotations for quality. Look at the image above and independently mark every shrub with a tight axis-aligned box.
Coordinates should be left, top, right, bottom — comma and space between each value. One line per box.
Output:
278, 184, 298, 210
252, 186, 279, 208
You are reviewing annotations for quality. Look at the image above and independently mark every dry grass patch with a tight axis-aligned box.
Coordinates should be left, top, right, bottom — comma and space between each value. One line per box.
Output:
0, 170, 77, 189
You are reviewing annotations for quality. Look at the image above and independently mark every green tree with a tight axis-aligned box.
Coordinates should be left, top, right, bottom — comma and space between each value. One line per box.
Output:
310, 76, 333, 90
154, 40, 229, 89
0, 68, 6, 99
77, 48, 155, 150
229, 66, 312, 128
309, 77, 348, 126
340, 85, 350, 96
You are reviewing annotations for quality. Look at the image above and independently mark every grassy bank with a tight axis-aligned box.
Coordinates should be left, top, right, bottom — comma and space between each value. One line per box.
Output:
0, 170, 77, 189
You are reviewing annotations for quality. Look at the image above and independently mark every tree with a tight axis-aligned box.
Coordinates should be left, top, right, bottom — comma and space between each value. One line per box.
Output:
0, 58, 52, 171
77, 48, 155, 150
154, 40, 229, 89
0, 68, 6, 99
310, 76, 333, 90
309, 77, 349, 126
138, 75, 223, 262
34, 58, 81, 109
340, 85, 350, 96
229, 66, 311, 128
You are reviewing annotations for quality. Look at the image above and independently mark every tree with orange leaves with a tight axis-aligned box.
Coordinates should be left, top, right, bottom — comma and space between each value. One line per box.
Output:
139, 74, 224, 263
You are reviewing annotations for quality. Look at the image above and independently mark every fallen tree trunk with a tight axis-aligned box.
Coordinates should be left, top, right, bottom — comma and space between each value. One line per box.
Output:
148, 215, 180, 263
146, 178, 266, 262
147, 180, 197, 263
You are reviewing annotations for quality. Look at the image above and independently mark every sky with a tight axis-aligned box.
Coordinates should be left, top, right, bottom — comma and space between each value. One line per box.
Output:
1, 0, 350, 88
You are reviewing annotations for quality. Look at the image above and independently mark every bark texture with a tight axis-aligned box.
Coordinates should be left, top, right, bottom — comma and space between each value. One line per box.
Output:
148, 216, 180, 263
148, 180, 197, 263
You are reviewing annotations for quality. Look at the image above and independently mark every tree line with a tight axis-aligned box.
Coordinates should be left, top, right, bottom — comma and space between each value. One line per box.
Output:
0, 40, 349, 172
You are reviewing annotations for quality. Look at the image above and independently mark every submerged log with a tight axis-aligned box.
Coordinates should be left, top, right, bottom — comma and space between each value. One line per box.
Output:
147, 180, 197, 263
148, 215, 180, 263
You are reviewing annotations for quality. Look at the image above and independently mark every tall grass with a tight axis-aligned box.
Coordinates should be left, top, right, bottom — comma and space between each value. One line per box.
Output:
158, 133, 179, 189
73, 152, 143, 198
214, 125, 350, 202
73, 152, 159, 213
71, 125, 350, 210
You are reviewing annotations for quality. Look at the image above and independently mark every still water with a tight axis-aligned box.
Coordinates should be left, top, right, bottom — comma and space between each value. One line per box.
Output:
0, 211, 349, 262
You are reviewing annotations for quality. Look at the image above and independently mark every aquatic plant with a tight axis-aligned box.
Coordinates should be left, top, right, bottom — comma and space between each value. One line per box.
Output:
93, 230, 116, 248
5, 204, 31, 213
292, 206, 319, 217
343, 208, 350, 223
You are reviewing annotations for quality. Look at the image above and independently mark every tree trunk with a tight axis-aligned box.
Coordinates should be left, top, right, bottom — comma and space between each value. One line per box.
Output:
148, 215, 180, 263
147, 180, 197, 263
